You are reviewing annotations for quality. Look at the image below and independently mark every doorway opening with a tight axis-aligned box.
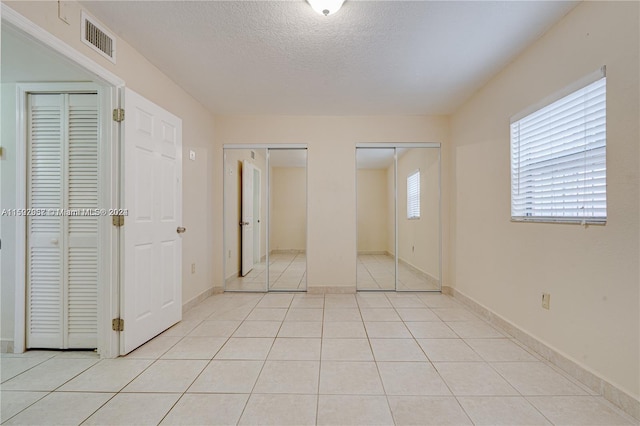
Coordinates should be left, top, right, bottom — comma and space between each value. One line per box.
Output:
25, 89, 99, 350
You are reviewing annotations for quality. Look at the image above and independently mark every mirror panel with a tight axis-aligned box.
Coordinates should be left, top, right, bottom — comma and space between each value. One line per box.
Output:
268, 149, 307, 291
356, 148, 396, 290
397, 147, 441, 291
224, 148, 268, 291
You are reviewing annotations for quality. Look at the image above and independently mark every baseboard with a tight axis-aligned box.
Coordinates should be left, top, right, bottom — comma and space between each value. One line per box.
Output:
226, 270, 240, 281
308, 286, 356, 294
269, 249, 306, 255
398, 258, 440, 288
445, 285, 640, 421
357, 250, 388, 255
182, 287, 218, 314
1, 338, 14, 353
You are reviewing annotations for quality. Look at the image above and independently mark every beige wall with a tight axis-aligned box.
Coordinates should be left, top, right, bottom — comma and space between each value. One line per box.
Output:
397, 148, 440, 279
213, 116, 451, 291
270, 167, 307, 252
1, 0, 217, 351
357, 169, 390, 253
450, 1, 639, 400
223, 149, 267, 279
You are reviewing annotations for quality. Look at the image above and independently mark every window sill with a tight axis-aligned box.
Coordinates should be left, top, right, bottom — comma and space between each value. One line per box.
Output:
511, 217, 606, 225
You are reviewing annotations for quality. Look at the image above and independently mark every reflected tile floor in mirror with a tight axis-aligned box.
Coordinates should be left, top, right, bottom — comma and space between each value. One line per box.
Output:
358, 254, 440, 291
2, 292, 635, 425
226, 252, 306, 292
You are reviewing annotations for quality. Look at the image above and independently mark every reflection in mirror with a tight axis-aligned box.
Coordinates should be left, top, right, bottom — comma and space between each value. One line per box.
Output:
397, 147, 440, 291
268, 149, 307, 291
224, 148, 268, 291
356, 148, 396, 290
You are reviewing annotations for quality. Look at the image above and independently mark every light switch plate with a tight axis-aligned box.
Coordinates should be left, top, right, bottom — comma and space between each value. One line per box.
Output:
189, 150, 196, 161
58, 1, 70, 24
542, 293, 550, 310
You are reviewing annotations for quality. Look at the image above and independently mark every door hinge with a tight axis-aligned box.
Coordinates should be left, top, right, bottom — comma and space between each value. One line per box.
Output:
112, 215, 125, 227
112, 318, 124, 331
113, 108, 125, 122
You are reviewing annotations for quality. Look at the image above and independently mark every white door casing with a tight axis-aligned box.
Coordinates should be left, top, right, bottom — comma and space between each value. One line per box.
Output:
253, 167, 261, 264
121, 88, 183, 354
241, 160, 254, 276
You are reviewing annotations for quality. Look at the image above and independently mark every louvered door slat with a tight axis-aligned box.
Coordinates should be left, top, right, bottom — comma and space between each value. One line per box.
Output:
27, 95, 64, 349
67, 94, 99, 348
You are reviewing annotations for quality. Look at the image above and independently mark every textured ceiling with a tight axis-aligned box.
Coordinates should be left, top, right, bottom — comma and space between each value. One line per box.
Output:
81, 1, 577, 115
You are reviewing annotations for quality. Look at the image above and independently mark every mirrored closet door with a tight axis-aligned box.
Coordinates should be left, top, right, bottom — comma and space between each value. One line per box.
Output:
223, 146, 307, 292
356, 145, 441, 292
356, 148, 396, 290
268, 149, 307, 291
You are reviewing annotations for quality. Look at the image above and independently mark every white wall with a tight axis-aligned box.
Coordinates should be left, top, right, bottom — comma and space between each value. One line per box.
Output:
357, 168, 389, 253
1, 1, 217, 348
213, 116, 451, 292
451, 1, 639, 400
270, 167, 306, 252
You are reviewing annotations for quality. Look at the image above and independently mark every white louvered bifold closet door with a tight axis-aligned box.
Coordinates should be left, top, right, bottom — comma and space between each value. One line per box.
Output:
27, 93, 99, 349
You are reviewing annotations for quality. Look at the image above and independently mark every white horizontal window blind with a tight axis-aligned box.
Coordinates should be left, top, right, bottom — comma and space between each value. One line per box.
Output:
407, 170, 420, 219
511, 74, 606, 224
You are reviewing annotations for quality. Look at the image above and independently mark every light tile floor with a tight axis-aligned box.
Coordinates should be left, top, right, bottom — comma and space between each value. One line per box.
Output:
1, 292, 637, 425
225, 253, 307, 292
358, 254, 441, 291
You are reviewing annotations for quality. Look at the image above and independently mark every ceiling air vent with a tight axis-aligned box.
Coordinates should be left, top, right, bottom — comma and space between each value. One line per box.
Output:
81, 11, 116, 63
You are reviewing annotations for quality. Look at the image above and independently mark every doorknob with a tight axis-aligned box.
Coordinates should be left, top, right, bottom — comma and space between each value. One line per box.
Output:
177, 227, 186, 234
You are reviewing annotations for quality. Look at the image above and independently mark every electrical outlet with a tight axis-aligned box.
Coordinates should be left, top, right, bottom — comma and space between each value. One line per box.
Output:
542, 293, 550, 310
191, 263, 196, 274
189, 150, 196, 161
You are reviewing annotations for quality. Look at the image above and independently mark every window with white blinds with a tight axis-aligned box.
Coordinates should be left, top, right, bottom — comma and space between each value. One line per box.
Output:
510, 73, 606, 224
407, 170, 420, 219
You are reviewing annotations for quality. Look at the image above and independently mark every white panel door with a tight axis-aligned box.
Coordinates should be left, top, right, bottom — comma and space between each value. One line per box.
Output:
241, 160, 254, 276
122, 88, 183, 354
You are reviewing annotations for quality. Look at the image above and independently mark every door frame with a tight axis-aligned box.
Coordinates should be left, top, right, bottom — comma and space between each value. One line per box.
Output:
253, 166, 262, 265
21, 84, 102, 350
223, 144, 308, 293
355, 143, 442, 292
4, 4, 125, 357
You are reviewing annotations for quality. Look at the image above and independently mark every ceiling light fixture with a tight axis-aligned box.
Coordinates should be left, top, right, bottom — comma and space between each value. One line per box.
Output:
307, 0, 345, 16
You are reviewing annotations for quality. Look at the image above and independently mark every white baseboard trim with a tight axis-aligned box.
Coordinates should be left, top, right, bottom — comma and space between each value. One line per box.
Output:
269, 249, 306, 255
1, 339, 14, 353
182, 287, 220, 314
443, 285, 640, 421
